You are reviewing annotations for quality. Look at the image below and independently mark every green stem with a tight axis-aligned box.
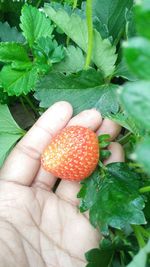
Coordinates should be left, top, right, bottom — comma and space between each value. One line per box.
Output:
138, 226, 150, 238
132, 225, 146, 248
36, 0, 42, 8
23, 95, 39, 117
20, 97, 36, 123
118, 132, 132, 145
139, 186, 150, 194
84, 0, 93, 69
66, 36, 70, 47
73, 0, 78, 9
128, 162, 141, 168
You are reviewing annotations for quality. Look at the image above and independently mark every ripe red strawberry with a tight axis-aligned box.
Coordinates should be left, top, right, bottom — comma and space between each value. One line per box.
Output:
41, 126, 99, 181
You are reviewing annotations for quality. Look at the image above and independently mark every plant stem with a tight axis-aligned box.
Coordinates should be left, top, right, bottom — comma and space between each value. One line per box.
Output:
36, 0, 42, 8
118, 132, 132, 145
139, 185, 150, 193
138, 226, 150, 238
23, 95, 39, 117
132, 225, 146, 248
66, 36, 70, 47
84, 0, 93, 69
20, 97, 36, 123
73, 0, 78, 9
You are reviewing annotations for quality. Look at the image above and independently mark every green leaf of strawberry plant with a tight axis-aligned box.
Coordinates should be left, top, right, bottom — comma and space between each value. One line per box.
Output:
127, 240, 150, 267
0, 133, 22, 168
124, 37, 150, 80
33, 36, 64, 67
78, 169, 100, 212
100, 150, 111, 161
95, 84, 119, 116
98, 134, 111, 148
0, 104, 25, 167
34, 69, 119, 115
34, 69, 103, 111
85, 238, 115, 267
0, 42, 30, 63
44, 4, 117, 77
120, 81, 150, 131
107, 112, 140, 135
0, 104, 24, 134
125, 6, 136, 39
20, 4, 54, 47
0, 21, 25, 43
0, 87, 10, 105
78, 163, 146, 234
115, 58, 137, 81
135, 137, 150, 176
85, 236, 132, 267
135, 0, 150, 40
53, 45, 85, 73
92, 0, 133, 44
0, 66, 38, 96
98, 134, 111, 161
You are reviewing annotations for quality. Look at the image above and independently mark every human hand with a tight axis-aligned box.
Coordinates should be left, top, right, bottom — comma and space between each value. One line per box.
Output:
0, 102, 124, 267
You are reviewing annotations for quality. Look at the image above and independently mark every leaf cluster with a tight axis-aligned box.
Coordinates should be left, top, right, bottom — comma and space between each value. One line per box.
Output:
78, 1, 150, 266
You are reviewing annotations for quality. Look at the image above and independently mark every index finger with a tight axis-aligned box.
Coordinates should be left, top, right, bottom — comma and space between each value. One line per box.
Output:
0, 101, 73, 185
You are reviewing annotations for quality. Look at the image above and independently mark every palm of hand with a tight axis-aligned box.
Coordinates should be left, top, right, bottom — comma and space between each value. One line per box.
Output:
0, 181, 98, 267
0, 102, 123, 267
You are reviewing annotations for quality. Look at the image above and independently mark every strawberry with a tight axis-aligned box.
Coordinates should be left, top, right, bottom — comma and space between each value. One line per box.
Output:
41, 126, 99, 181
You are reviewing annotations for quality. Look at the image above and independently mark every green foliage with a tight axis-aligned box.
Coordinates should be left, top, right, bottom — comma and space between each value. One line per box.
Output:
34, 69, 119, 115
135, 0, 150, 40
78, 163, 146, 234
20, 4, 54, 47
0, 1, 150, 266
0, 133, 21, 166
115, 58, 137, 81
124, 37, 150, 80
116, 1, 150, 264
0, 42, 30, 63
95, 84, 119, 116
0, 21, 25, 42
85, 238, 116, 267
92, 0, 133, 43
85, 236, 133, 267
0, 5, 64, 96
0, 0, 23, 27
98, 134, 111, 161
127, 240, 150, 267
135, 137, 150, 175
0, 87, 10, 104
44, 3, 117, 77
33, 36, 64, 66
120, 81, 150, 131
53, 45, 85, 73
34, 69, 103, 112
0, 66, 38, 96
0, 104, 25, 167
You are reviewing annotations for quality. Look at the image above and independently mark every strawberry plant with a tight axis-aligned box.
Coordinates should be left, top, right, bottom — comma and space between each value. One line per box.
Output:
1, 0, 150, 266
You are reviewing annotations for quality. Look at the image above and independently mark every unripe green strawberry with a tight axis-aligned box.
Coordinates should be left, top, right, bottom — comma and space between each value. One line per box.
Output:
41, 126, 99, 181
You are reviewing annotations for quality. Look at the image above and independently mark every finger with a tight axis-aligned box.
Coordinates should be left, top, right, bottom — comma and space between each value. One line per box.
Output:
68, 109, 102, 130
34, 109, 102, 191
0, 102, 73, 186
97, 118, 121, 141
55, 109, 102, 204
104, 142, 125, 165
56, 142, 124, 206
